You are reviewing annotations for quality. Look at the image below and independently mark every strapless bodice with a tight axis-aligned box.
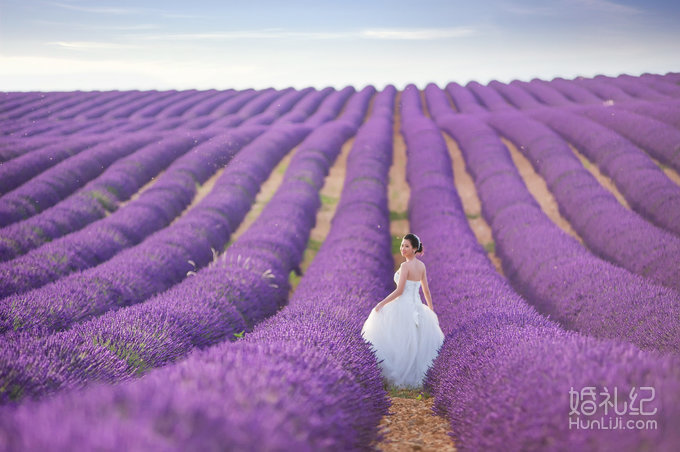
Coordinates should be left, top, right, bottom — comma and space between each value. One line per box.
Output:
394, 271, 421, 298
394, 270, 421, 284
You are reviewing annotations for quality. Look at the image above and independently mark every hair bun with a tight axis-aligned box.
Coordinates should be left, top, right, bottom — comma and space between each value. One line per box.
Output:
404, 233, 423, 253
413, 233, 422, 252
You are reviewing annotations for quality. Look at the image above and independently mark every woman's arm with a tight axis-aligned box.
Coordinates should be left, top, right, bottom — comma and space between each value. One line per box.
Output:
375, 263, 407, 312
421, 265, 434, 310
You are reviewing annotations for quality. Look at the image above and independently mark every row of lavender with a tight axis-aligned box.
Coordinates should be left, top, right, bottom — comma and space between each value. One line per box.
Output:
0, 127, 261, 296
0, 86, 332, 205
0, 87, 371, 404
0, 125, 309, 338
528, 108, 680, 237
486, 111, 680, 290
0, 88, 275, 226
0, 89, 242, 135
0, 87, 301, 141
489, 79, 680, 173
0, 87, 395, 450
0, 73, 672, 121
0, 87, 354, 268
0, 87, 312, 123
437, 75, 680, 292
435, 76, 680, 339
0, 87, 354, 301
0, 71, 676, 448
399, 85, 680, 451
447, 75, 680, 174
428, 86, 680, 354
2, 75, 676, 190
424, 81, 680, 242
2, 73, 677, 143
0, 133, 157, 225
444, 74, 680, 120
0, 87, 356, 298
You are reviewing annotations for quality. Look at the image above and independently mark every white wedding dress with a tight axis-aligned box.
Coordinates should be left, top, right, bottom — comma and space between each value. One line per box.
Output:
361, 270, 445, 388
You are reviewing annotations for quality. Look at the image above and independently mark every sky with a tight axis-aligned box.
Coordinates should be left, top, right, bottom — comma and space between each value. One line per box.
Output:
1, 0, 679, 91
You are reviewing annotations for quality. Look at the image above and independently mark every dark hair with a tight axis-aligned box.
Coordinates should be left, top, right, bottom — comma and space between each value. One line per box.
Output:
404, 233, 423, 254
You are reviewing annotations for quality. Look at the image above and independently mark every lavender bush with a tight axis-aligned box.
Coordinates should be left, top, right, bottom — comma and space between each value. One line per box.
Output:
0, 87, 375, 404
444, 82, 487, 113
0, 135, 105, 194
545, 77, 603, 104
0, 127, 264, 296
529, 107, 680, 236
0, 133, 156, 226
486, 111, 680, 290
399, 84, 680, 451
576, 106, 680, 173
598, 74, 673, 101
0, 87, 395, 451
613, 100, 680, 129
0, 75, 678, 450
0, 124, 310, 338
423, 85, 680, 355
466, 81, 514, 110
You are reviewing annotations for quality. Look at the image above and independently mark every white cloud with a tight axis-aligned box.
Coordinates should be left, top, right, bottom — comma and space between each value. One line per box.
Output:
361, 28, 475, 40
48, 41, 139, 50
160, 13, 205, 19
499, 2, 559, 16
131, 27, 476, 42
48, 2, 142, 15
501, 0, 645, 16
48, 2, 201, 19
574, 0, 644, 15
81, 23, 160, 31
31, 20, 159, 30
0, 55, 258, 90
133, 30, 347, 40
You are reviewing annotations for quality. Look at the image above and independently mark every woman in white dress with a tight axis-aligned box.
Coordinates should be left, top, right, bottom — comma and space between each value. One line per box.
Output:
361, 233, 445, 389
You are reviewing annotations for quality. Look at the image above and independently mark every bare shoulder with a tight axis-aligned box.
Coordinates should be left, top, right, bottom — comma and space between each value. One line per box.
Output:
407, 259, 426, 280
400, 260, 413, 276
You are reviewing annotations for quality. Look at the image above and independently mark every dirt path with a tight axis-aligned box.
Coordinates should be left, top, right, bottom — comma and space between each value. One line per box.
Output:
501, 137, 585, 244
649, 154, 680, 186
419, 88, 503, 273
116, 168, 165, 211
169, 165, 226, 227
373, 98, 458, 451
229, 149, 295, 242
289, 137, 355, 293
443, 133, 504, 275
567, 143, 631, 208
390, 108, 411, 269
375, 389, 457, 452
239, 119, 458, 452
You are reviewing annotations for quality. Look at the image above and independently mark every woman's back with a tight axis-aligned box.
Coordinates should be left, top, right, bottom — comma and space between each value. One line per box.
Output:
399, 258, 425, 282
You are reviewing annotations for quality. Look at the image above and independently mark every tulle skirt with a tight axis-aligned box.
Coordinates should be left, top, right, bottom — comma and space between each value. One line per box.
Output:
361, 293, 445, 388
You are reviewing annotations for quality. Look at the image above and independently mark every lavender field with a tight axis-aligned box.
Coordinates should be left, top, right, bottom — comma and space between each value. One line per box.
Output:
1, 72, 679, 451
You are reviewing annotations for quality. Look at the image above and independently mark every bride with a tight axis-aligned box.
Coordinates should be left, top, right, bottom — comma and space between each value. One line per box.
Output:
361, 233, 445, 389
